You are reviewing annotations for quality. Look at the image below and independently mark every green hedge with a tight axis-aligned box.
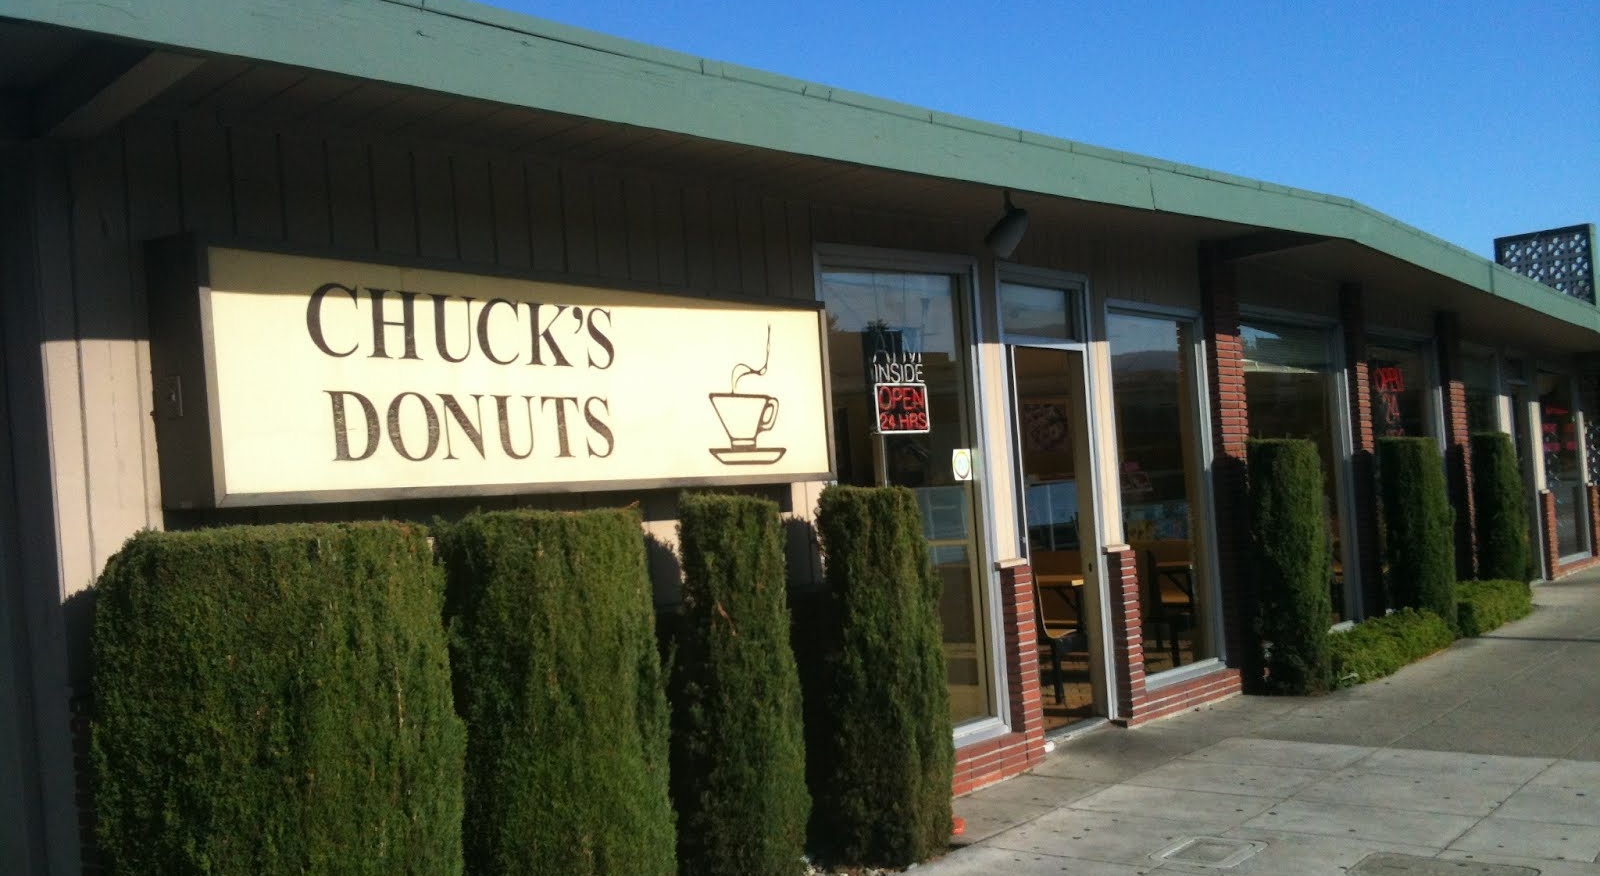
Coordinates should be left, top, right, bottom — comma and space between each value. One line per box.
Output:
808, 485, 952, 868
92, 523, 464, 876
669, 494, 809, 876
1378, 437, 1458, 627
439, 509, 674, 876
1457, 578, 1534, 637
1248, 439, 1333, 695
1472, 432, 1531, 582
1329, 608, 1456, 689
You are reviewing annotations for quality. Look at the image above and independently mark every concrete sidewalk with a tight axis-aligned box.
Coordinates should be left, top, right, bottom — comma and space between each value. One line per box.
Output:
934, 571, 1600, 875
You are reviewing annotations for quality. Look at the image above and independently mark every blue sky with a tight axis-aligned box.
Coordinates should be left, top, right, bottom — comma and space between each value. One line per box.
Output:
491, 1, 1599, 259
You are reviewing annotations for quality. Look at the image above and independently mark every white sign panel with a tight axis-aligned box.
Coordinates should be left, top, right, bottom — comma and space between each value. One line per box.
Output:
193, 248, 831, 503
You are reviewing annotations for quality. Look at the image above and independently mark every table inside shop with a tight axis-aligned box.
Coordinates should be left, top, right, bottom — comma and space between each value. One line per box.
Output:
1035, 572, 1085, 618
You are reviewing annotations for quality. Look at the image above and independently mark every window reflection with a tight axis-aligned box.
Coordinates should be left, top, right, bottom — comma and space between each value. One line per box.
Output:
820, 269, 992, 724
1538, 372, 1589, 559
1241, 321, 1345, 620
1108, 311, 1211, 671
1367, 342, 1430, 439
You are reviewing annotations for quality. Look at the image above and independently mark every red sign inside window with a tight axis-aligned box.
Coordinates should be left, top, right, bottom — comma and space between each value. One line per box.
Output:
874, 383, 930, 434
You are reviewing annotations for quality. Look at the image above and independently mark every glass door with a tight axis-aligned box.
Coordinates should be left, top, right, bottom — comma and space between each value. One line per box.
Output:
1009, 345, 1106, 729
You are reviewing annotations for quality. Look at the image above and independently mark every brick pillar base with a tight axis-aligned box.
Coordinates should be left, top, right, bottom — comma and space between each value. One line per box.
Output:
1112, 545, 1242, 726
1541, 490, 1560, 577
952, 562, 1047, 795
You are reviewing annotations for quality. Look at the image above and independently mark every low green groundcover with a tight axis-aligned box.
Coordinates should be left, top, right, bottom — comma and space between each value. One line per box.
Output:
1329, 608, 1456, 689
1457, 579, 1534, 637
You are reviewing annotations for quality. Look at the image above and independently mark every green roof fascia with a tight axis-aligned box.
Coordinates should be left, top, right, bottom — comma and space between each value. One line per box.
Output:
6, 0, 1596, 332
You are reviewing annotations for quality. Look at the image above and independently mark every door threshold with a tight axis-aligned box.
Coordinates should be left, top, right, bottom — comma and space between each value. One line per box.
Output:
1043, 716, 1109, 751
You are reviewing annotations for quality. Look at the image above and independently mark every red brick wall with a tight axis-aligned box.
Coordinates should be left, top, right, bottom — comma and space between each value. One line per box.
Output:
1113, 543, 1243, 726
1341, 284, 1383, 614
1104, 547, 1141, 718
1199, 246, 1252, 676
1589, 485, 1600, 559
1541, 490, 1561, 576
1549, 486, 1600, 578
952, 562, 1047, 795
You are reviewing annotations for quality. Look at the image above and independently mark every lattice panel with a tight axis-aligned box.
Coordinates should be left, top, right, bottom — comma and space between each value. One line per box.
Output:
1495, 224, 1596, 304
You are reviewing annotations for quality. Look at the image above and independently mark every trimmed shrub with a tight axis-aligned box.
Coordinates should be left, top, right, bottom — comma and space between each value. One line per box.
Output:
808, 485, 952, 868
1378, 437, 1458, 628
1472, 432, 1531, 582
1248, 438, 1334, 695
1457, 578, 1534, 637
92, 523, 464, 876
669, 494, 809, 876
1329, 608, 1456, 688
439, 509, 674, 876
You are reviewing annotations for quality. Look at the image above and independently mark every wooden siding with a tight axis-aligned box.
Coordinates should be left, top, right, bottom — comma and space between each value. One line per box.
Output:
20, 108, 1209, 592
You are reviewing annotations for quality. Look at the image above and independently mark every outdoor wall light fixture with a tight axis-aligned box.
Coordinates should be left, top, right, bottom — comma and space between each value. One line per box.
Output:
984, 190, 1030, 258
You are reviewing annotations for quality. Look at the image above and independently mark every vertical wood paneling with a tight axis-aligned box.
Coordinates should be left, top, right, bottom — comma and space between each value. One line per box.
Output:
709, 185, 740, 294
16, 150, 94, 598
559, 166, 597, 276
760, 196, 789, 299
123, 120, 183, 239
452, 155, 495, 265
122, 120, 184, 529
228, 128, 283, 240
680, 185, 714, 293
785, 202, 813, 300
525, 161, 564, 273
279, 134, 331, 247
623, 178, 657, 284
177, 118, 231, 234
370, 143, 417, 255
326, 139, 376, 251
736, 190, 764, 297
590, 171, 629, 280
68, 138, 149, 579
412, 150, 457, 260
653, 183, 686, 287
488, 157, 530, 269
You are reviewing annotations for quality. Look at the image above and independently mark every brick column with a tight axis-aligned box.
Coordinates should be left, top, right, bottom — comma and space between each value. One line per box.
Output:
952, 562, 1047, 795
1541, 490, 1560, 578
1340, 283, 1383, 615
1436, 311, 1476, 579
1589, 485, 1600, 559
1198, 245, 1253, 684
998, 563, 1046, 749
1104, 546, 1142, 720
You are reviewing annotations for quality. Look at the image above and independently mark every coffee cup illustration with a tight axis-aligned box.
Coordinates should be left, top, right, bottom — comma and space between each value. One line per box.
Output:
711, 392, 779, 448
709, 327, 786, 465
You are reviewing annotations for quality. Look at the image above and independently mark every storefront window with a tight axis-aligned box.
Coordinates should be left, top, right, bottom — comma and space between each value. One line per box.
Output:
820, 269, 991, 724
1538, 372, 1589, 559
1241, 321, 1347, 618
1367, 342, 1431, 439
1108, 311, 1212, 672
1461, 354, 1499, 435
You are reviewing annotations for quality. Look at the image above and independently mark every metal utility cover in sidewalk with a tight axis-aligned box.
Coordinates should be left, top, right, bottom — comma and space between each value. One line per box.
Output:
1350, 852, 1538, 876
1151, 836, 1264, 868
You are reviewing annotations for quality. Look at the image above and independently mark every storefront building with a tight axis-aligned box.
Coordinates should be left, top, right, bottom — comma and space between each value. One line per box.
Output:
3, 3, 1598, 873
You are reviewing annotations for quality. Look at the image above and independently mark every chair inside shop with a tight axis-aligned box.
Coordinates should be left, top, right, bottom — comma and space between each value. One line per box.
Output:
1139, 540, 1195, 668
1031, 563, 1085, 706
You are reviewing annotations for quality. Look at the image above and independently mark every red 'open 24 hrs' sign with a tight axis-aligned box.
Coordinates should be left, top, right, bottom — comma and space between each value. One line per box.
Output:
874, 383, 930, 434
